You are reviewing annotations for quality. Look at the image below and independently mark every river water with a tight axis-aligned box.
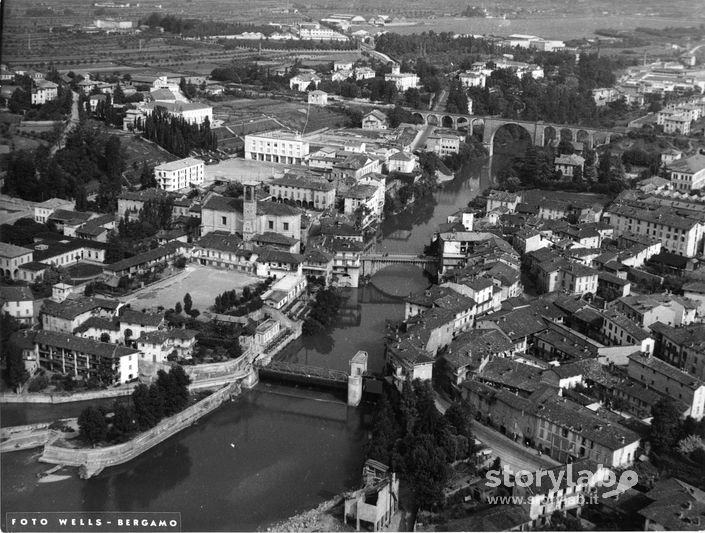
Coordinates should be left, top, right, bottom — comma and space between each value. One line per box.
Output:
0, 156, 493, 531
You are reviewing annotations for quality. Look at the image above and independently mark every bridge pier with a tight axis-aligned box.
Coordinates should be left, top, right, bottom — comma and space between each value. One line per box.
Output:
348, 351, 367, 407
241, 366, 259, 389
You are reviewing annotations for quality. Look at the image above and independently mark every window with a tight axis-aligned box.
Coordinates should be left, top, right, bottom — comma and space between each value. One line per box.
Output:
268, 221, 274, 230
283, 222, 289, 231
221, 216, 227, 225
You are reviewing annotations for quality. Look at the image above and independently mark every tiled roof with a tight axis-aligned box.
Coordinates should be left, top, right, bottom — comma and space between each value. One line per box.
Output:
254, 246, 302, 265
475, 357, 545, 393
0, 286, 34, 302
35, 330, 138, 359
202, 194, 243, 213
120, 308, 164, 327
105, 241, 189, 272
74, 316, 120, 333
443, 329, 514, 371
270, 173, 335, 192
196, 231, 242, 253
480, 309, 547, 341
257, 200, 300, 217
42, 297, 119, 320
252, 232, 297, 246
629, 352, 705, 390
0, 242, 33, 258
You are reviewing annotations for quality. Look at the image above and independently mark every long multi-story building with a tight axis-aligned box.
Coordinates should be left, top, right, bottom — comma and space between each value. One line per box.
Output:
650, 322, 705, 381
628, 352, 705, 420
154, 157, 205, 192
244, 131, 309, 164
463, 380, 641, 467
603, 202, 704, 258
29, 330, 139, 385
269, 172, 336, 210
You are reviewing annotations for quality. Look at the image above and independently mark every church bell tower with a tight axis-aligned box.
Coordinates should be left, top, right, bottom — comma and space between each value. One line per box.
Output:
242, 182, 257, 242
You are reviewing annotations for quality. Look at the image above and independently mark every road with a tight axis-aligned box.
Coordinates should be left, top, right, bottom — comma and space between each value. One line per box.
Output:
409, 88, 447, 152
434, 392, 560, 475
50, 90, 79, 156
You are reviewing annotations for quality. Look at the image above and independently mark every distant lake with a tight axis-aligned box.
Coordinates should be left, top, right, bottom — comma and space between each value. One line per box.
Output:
383, 15, 703, 40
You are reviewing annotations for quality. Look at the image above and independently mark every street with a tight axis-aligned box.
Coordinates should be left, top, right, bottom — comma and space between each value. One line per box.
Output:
434, 392, 560, 474
50, 90, 79, 156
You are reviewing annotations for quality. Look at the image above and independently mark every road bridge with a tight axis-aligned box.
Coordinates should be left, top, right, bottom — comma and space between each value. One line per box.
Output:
360, 253, 438, 278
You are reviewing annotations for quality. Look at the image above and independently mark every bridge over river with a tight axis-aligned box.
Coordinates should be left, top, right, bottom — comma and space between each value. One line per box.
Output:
405, 109, 615, 156
360, 253, 438, 278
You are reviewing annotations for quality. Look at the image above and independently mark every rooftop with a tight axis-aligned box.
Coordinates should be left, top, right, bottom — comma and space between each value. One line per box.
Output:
0, 242, 33, 258
155, 157, 203, 172
629, 352, 705, 390
35, 330, 138, 360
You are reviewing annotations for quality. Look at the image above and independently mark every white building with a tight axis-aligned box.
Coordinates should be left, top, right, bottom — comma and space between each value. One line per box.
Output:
385, 64, 419, 92
244, 131, 309, 164
459, 71, 486, 88
31, 80, 58, 105
308, 90, 328, 106
154, 157, 205, 192
387, 151, 416, 173
667, 154, 705, 192
0, 286, 35, 326
289, 73, 322, 92
154, 101, 213, 125
604, 203, 704, 258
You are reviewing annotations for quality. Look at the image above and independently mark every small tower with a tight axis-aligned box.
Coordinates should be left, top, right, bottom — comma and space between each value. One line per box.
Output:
242, 181, 257, 242
348, 350, 368, 407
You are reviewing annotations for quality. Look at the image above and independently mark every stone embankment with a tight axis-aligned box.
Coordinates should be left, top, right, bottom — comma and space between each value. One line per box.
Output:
39, 382, 240, 478
0, 419, 78, 452
265, 496, 348, 533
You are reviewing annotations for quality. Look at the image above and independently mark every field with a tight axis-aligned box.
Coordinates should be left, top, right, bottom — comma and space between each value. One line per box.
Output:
213, 97, 351, 135
115, 131, 179, 184
123, 265, 259, 313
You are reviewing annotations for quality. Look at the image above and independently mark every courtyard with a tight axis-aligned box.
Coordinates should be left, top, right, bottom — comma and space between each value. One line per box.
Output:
122, 265, 259, 314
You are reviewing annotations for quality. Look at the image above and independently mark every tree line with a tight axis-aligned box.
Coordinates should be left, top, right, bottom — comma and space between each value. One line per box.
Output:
139, 108, 217, 158
367, 381, 476, 510
78, 366, 191, 445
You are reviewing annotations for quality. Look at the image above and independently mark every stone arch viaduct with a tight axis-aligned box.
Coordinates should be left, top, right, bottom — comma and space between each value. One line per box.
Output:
407, 109, 614, 157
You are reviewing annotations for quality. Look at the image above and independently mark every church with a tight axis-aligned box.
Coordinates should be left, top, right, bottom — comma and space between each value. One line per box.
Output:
200, 184, 302, 252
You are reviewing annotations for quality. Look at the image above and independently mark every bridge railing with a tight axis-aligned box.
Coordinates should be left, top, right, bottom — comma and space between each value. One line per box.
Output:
257, 360, 348, 383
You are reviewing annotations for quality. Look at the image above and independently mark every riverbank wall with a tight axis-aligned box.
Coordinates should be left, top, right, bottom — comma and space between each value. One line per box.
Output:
39, 382, 240, 478
0, 386, 135, 404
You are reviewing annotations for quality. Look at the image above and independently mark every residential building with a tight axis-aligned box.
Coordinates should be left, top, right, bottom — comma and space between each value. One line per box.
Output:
600, 309, 654, 353
464, 380, 641, 467
459, 71, 486, 88
41, 297, 121, 334
244, 131, 309, 164
269, 172, 336, 210
361, 110, 389, 130
30, 330, 139, 385
425, 129, 464, 156
666, 154, 705, 192
136, 329, 196, 363
192, 231, 245, 270
385, 64, 419, 92
612, 293, 697, 328
683, 280, 705, 315
443, 328, 514, 387
663, 113, 691, 135
0, 242, 34, 280
289, 73, 321, 92
154, 157, 205, 192
385, 336, 434, 385
104, 241, 191, 280
387, 151, 416, 173
628, 352, 705, 420
554, 154, 585, 178
638, 478, 705, 531
261, 272, 307, 310
31, 80, 58, 105
33, 198, 74, 224
307, 90, 328, 106
0, 286, 35, 326
603, 202, 704, 258
650, 322, 705, 381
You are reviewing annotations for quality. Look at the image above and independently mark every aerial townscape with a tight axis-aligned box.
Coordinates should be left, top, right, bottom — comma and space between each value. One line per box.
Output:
2, 0, 705, 532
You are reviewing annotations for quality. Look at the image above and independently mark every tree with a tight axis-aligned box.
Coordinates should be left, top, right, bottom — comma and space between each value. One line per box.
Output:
132, 383, 158, 430
651, 397, 681, 452
100, 332, 111, 343
405, 434, 450, 510
78, 406, 108, 445
183, 293, 193, 314
109, 401, 136, 442
124, 328, 133, 345
175, 302, 183, 314
5, 339, 28, 391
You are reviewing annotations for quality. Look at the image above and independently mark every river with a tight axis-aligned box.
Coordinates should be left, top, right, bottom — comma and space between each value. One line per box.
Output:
0, 156, 494, 531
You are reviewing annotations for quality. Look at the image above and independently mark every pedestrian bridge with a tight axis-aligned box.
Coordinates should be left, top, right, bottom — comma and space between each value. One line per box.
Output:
360, 253, 438, 278
255, 360, 349, 388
